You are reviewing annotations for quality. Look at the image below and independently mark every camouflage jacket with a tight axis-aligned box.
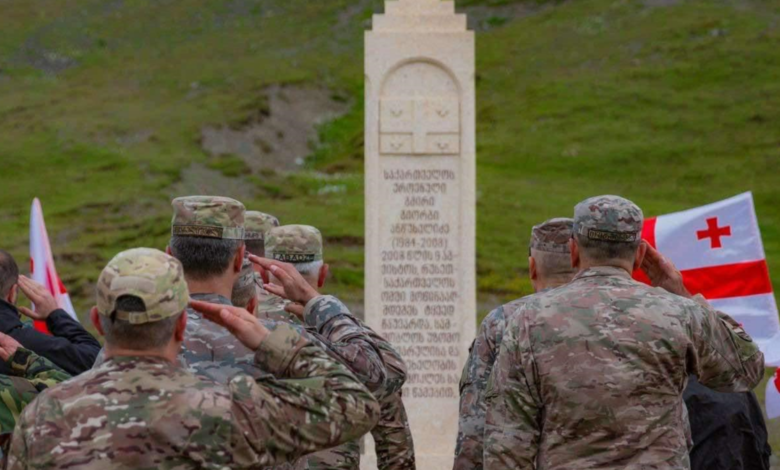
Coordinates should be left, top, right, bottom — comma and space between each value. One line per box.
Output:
256, 286, 290, 321
372, 392, 416, 470
259, 295, 411, 470
180, 292, 267, 383
454, 296, 531, 470
0, 349, 71, 435
484, 266, 764, 470
8, 322, 380, 469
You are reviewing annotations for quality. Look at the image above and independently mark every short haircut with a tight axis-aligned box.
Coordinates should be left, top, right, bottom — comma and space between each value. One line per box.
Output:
169, 236, 243, 281
574, 233, 640, 264
295, 260, 323, 277
100, 295, 182, 350
0, 250, 19, 299
530, 249, 575, 283
245, 239, 265, 258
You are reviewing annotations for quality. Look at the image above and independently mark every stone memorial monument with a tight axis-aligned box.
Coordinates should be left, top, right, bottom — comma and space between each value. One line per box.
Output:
364, 1, 476, 468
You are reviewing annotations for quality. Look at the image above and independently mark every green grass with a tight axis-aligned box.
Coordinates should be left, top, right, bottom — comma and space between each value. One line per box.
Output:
1, 0, 780, 457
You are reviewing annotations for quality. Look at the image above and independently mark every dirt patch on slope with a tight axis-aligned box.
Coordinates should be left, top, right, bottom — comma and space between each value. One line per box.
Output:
168, 163, 258, 201
200, 85, 351, 172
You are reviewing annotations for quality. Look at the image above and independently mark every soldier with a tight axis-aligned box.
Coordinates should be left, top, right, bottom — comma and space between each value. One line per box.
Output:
484, 195, 765, 470
256, 225, 413, 470
7, 248, 380, 469
454, 218, 575, 470
0, 332, 70, 459
0, 250, 101, 375
167, 195, 259, 382
243, 210, 283, 316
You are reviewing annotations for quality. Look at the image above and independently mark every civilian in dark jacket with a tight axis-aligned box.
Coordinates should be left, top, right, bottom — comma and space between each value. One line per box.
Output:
0, 250, 100, 375
685, 375, 772, 470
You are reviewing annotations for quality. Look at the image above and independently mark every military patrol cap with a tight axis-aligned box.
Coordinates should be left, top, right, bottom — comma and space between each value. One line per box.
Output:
171, 196, 245, 240
530, 218, 573, 254
265, 225, 323, 263
573, 195, 643, 243
244, 211, 280, 241
96, 248, 189, 325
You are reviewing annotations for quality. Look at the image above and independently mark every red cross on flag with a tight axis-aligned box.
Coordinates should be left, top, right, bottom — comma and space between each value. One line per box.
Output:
29, 198, 78, 333
634, 192, 779, 364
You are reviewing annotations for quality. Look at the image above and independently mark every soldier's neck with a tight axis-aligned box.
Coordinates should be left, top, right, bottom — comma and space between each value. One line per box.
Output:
185, 272, 235, 299
104, 343, 179, 363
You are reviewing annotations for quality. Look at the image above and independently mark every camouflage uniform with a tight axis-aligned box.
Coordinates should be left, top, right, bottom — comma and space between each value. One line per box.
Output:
168, 196, 265, 383
245, 210, 281, 310
484, 196, 765, 470
8, 248, 380, 470
262, 225, 411, 470
373, 392, 416, 470
454, 218, 574, 470
0, 350, 70, 435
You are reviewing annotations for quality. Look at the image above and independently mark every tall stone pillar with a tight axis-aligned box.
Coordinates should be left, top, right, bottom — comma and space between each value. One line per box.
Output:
364, 2, 475, 469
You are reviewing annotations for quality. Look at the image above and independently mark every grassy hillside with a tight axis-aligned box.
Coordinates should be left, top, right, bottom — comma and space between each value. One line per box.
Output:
1, 0, 780, 458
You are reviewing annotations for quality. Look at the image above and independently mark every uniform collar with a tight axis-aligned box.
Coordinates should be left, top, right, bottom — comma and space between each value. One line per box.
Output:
104, 355, 175, 366
190, 292, 232, 305
573, 265, 633, 281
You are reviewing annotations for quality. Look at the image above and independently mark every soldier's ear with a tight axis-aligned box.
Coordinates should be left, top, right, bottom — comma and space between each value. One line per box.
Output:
318, 263, 329, 289
174, 310, 187, 342
633, 241, 648, 272
90, 307, 105, 336
234, 244, 246, 273
7, 284, 17, 305
165, 246, 172, 256
529, 257, 537, 281
569, 238, 580, 270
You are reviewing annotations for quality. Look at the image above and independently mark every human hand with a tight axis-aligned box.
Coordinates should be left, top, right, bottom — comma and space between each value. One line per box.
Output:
248, 255, 320, 306
0, 332, 22, 362
285, 302, 305, 320
640, 243, 691, 298
189, 301, 270, 350
17, 276, 59, 320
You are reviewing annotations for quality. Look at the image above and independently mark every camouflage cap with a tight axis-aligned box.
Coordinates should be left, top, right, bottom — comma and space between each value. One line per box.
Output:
171, 196, 245, 240
96, 248, 189, 325
265, 225, 323, 263
530, 218, 573, 254
244, 211, 280, 241
573, 195, 643, 243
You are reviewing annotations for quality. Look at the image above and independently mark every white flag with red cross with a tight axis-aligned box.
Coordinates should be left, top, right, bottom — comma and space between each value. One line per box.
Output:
29, 198, 78, 333
633, 192, 780, 365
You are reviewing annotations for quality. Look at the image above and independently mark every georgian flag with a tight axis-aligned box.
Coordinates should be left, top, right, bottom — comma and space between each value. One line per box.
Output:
30, 198, 78, 332
633, 192, 779, 363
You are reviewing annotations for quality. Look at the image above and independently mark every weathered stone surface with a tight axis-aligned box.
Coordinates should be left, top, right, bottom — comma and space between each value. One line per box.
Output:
364, 1, 476, 468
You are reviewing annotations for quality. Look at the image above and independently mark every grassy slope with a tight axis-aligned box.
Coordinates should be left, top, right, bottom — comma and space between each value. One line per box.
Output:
1, 0, 780, 456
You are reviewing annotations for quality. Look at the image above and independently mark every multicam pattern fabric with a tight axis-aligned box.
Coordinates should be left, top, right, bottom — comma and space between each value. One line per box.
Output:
171, 195, 245, 240
261, 295, 410, 470
530, 218, 573, 253
8, 321, 380, 469
255, 290, 294, 323
373, 393, 416, 470
96, 248, 189, 324
245, 211, 280, 241
180, 293, 267, 384
484, 266, 765, 470
454, 297, 529, 470
573, 195, 643, 242
0, 350, 70, 435
265, 225, 323, 263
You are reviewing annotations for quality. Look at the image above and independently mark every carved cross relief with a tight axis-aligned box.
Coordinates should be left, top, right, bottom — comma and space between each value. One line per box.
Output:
380, 98, 460, 156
